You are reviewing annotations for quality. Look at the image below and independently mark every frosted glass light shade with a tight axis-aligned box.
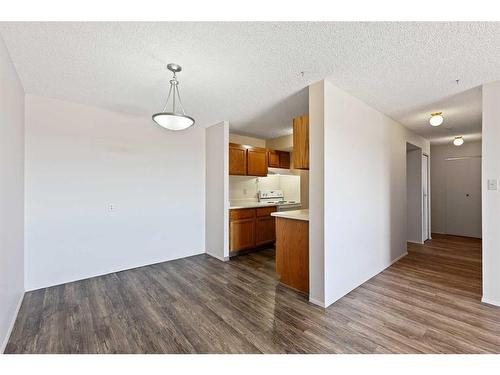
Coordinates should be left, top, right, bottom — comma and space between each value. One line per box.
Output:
152, 112, 195, 131
429, 113, 444, 126
453, 136, 464, 146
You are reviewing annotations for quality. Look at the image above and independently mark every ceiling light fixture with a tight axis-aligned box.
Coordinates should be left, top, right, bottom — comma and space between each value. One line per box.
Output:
429, 112, 444, 127
453, 136, 464, 146
152, 63, 195, 131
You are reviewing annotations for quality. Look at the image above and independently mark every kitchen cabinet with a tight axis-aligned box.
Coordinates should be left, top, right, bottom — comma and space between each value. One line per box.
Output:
268, 150, 280, 167
267, 150, 290, 169
229, 143, 268, 176
255, 216, 276, 246
247, 147, 268, 176
293, 114, 309, 170
275, 215, 309, 293
230, 206, 276, 253
230, 218, 256, 251
229, 143, 247, 175
278, 151, 290, 169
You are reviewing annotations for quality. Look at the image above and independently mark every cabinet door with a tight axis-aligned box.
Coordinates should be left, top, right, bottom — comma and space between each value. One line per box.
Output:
230, 218, 256, 252
268, 150, 280, 167
279, 151, 290, 169
247, 147, 268, 176
229, 143, 247, 175
255, 216, 276, 246
293, 115, 309, 170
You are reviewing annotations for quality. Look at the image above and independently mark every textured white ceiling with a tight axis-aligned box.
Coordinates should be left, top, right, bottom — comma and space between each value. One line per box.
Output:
0, 22, 497, 140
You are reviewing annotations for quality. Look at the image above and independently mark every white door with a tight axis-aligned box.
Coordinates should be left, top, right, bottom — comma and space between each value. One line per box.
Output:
445, 157, 482, 238
422, 154, 429, 241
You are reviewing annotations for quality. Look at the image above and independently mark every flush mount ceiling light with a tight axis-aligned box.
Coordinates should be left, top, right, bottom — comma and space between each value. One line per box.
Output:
453, 136, 464, 146
429, 112, 444, 127
152, 63, 195, 131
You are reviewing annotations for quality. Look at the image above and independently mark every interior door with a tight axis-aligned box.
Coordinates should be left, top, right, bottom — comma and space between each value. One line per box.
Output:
445, 157, 482, 238
422, 154, 429, 241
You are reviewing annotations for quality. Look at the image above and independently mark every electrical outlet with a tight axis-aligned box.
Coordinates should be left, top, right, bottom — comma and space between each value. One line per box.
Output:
243, 188, 247, 195
108, 204, 115, 212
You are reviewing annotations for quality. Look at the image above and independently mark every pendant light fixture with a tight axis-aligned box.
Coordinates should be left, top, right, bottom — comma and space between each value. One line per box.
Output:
152, 63, 195, 131
453, 136, 464, 146
429, 112, 444, 127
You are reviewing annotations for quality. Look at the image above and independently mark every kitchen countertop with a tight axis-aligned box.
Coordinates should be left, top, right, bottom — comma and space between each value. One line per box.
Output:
271, 209, 309, 221
229, 202, 278, 209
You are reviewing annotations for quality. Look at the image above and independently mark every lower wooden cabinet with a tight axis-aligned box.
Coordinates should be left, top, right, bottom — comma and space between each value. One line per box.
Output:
230, 206, 277, 253
230, 218, 255, 251
255, 216, 276, 246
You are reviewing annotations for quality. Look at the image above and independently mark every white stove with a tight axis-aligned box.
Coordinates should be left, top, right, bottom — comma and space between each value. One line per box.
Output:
258, 190, 301, 211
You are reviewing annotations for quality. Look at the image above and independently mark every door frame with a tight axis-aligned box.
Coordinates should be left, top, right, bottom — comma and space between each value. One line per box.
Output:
422, 153, 431, 241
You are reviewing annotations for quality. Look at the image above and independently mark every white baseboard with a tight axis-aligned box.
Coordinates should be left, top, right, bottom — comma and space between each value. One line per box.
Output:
1, 292, 24, 354
407, 240, 424, 245
308, 297, 326, 308
391, 252, 408, 264
206, 252, 229, 262
481, 296, 500, 307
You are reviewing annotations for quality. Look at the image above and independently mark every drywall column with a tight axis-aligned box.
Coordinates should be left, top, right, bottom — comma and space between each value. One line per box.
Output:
308, 81, 325, 306
317, 79, 430, 307
482, 81, 500, 306
205, 121, 229, 261
407, 147, 423, 243
0, 35, 25, 352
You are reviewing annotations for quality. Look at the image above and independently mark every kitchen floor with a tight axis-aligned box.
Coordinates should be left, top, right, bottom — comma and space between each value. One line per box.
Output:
6, 235, 500, 353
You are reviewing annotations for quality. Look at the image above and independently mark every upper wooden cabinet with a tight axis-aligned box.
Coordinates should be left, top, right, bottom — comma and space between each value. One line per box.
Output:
229, 143, 247, 175
278, 151, 290, 169
229, 142, 290, 176
228, 143, 268, 177
247, 147, 268, 176
267, 150, 290, 169
293, 114, 309, 170
268, 150, 280, 167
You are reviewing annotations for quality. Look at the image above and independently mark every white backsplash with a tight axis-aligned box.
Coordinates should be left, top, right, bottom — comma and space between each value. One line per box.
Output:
229, 174, 300, 204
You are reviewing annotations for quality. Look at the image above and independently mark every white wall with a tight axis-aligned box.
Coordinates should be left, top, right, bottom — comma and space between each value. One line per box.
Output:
24, 95, 206, 290
229, 133, 266, 148
205, 121, 229, 261
0, 35, 25, 351
308, 80, 325, 306
407, 148, 423, 243
310, 79, 430, 307
229, 174, 300, 204
431, 141, 482, 235
482, 81, 500, 306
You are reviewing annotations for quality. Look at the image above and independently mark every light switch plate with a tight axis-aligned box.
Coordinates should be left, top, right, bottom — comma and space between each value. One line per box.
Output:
488, 179, 498, 191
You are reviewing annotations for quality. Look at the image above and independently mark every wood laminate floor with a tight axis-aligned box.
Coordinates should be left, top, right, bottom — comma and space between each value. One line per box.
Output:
5, 234, 500, 353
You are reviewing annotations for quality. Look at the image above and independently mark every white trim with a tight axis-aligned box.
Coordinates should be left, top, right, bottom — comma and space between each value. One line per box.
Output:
1, 292, 24, 354
391, 251, 408, 264
481, 296, 500, 307
308, 297, 326, 308
407, 240, 424, 245
206, 252, 229, 262
25, 250, 205, 291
